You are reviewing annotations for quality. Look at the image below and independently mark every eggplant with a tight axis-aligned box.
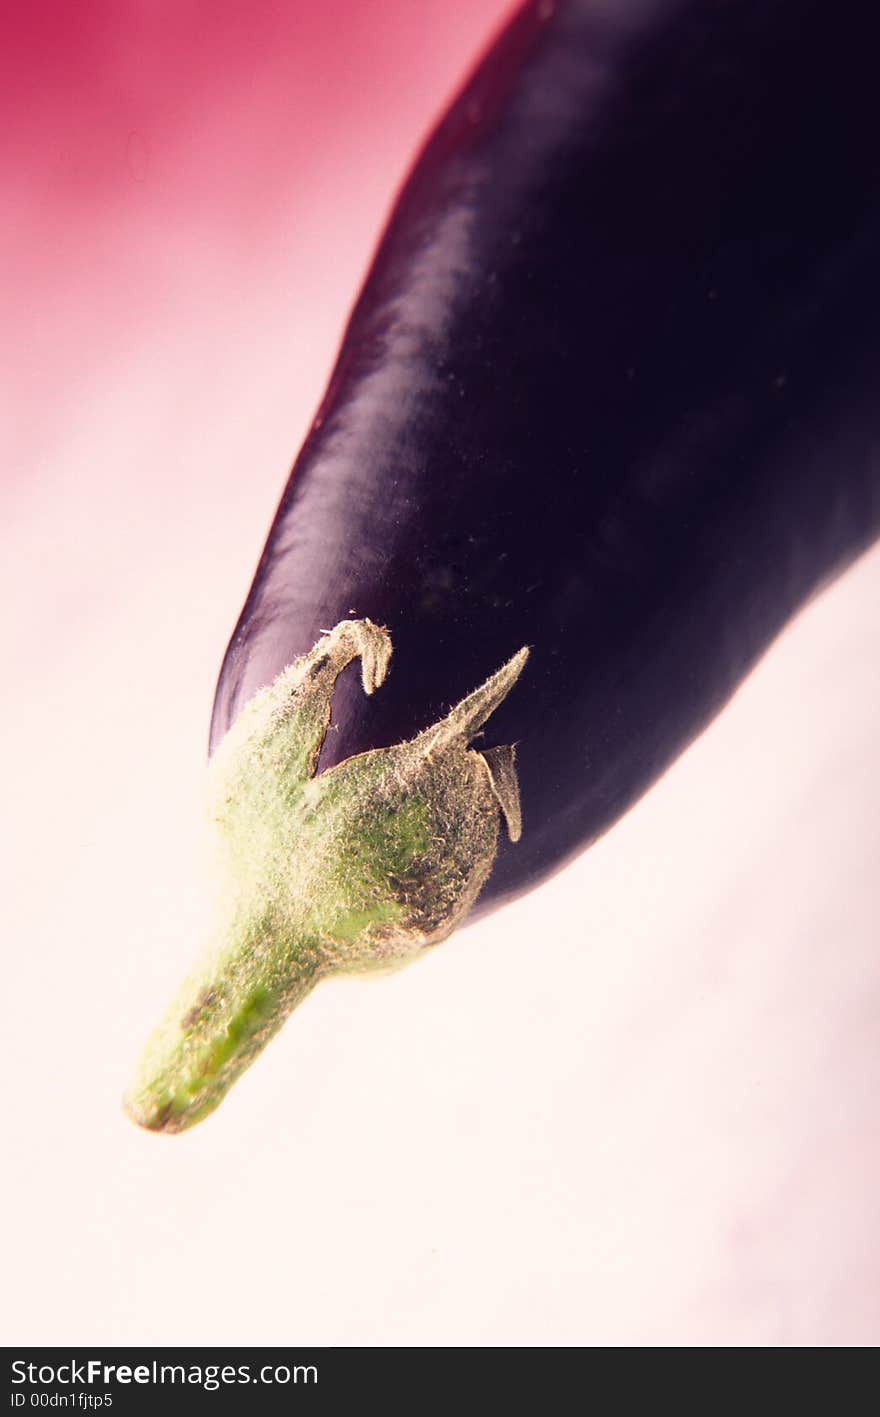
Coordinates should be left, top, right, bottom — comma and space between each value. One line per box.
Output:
127, 0, 880, 1130
211, 0, 880, 906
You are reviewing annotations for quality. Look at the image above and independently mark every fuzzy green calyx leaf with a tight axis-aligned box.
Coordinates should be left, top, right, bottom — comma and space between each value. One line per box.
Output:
124, 620, 528, 1133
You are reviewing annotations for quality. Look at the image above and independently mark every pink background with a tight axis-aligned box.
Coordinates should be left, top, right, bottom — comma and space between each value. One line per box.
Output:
3, 0, 879, 1345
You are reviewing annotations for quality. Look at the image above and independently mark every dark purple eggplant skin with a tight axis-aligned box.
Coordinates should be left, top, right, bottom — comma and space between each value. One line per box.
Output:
210, 0, 880, 913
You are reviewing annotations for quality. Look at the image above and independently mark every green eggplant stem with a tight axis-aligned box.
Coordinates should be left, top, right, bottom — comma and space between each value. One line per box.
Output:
124, 620, 528, 1133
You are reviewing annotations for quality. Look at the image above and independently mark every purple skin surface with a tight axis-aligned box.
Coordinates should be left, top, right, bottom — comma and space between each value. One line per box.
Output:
211, 0, 880, 911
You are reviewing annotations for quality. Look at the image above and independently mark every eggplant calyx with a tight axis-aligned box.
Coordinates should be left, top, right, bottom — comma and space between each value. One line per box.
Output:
124, 620, 528, 1133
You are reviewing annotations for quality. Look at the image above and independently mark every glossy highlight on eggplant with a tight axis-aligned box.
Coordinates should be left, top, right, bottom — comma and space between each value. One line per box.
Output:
211, 0, 880, 913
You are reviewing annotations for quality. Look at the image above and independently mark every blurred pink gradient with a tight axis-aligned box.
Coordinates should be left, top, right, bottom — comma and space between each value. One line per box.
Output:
2, 0, 878, 1347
